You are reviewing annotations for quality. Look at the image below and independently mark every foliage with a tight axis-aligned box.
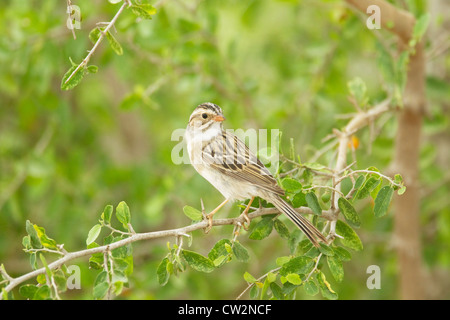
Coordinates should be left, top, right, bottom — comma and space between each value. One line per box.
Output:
0, 0, 449, 300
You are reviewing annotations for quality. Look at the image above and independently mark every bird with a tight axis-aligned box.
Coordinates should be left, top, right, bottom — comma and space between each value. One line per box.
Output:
184, 102, 327, 247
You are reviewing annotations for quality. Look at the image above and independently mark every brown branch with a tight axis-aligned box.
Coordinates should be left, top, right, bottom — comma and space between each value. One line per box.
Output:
345, 0, 416, 44
330, 98, 392, 235
0, 205, 329, 298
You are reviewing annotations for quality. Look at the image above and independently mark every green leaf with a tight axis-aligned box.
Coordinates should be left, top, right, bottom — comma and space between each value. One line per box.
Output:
183, 205, 203, 221
333, 246, 352, 261
285, 273, 302, 285
354, 175, 365, 191
232, 241, 250, 262
298, 239, 314, 253
53, 270, 67, 292
305, 192, 322, 215
249, 285, 259, 299
22, 235, 31, 250
33, 224, 57, 250
340, 177, 353, 196
266, 272, 277, 283
316, 271, 338, 300
280, 281, 298, 296
280, 256, 314, 276
288, 229, 303, 254
105, 31, 123, 55
111, 270, 128, 284
89, 28, 101, 44
273, 219, 290, 239
116, 201, 131, 228
19, 284, 38, 299
39, 254, 52, 279
86, 224, 102, 246
61, 64, 85, 90
213, 255, 227, 266
101, 205, 113, 225
370, 179, 383, 199
33, 285, 51, 300
305, 245, 320, 259
393, 174, 403, 187
93, 282, 109, 300
260, 277, 270, 299
270, 282, 284, 300
93, 271, 109, 299
276, 256, 291, 266
398, 185, 407, 195
131, 4, 157, 20
249, 216, 274, 240
110, 236, 132, 258
243, 271, 257, 283
112, 281, 124, 296
335, 220, 363, 251
338, 197, 361, 228
36, 274, 46, 284
302, 168, 313, 186
281, 178, 302, 193
327, 256, 344, 282
157, 258, 170, 285
366, 166, 380, 173
26, 220, 42, 249
410, 13, 430, 47
208, 239, 232, 265
113, 256, 132, 275
29, 253, 38, 270
318, 243, 335, 256
88, 242, 103, 269
321, 191, 331, 203
303, 280, 319, 296
87, 65, 98, 74
181, 250, 215, 273
354, 177, 380, 200
291, 192, 306, 207
374, 186, 394, 218
347, 77, 368, 107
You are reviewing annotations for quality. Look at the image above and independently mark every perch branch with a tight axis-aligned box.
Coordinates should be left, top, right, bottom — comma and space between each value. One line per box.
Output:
0, 205, 331, 297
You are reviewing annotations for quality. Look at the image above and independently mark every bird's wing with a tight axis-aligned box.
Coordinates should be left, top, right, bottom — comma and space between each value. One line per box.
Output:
202, 130, 284, 196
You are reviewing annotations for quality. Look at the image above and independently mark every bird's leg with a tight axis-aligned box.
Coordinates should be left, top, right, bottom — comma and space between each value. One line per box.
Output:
204, 198, 229, 233
239, 197, 254, 230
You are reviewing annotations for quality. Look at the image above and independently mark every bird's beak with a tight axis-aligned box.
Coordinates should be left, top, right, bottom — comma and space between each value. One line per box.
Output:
213, 115, 226, 122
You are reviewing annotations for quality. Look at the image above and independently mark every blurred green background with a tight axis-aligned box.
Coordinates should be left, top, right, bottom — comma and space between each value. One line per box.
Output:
0, 0, 449, 299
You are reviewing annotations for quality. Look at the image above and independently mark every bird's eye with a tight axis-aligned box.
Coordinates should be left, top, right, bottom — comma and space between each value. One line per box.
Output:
202, 113, 208, 119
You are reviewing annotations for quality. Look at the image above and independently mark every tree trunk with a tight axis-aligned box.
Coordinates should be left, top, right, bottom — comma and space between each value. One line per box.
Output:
345, 0, 427, 299
393, 29, 427, 301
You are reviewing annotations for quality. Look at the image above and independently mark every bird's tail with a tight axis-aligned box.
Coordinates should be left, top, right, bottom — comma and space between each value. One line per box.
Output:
269, 195, 327, 247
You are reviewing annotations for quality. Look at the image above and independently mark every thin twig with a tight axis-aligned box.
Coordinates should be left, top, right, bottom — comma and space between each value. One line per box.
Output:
305, 253, 323, 281
236, 267, 281, 300
67, 0, 77, 40
334, 169, 402, 188
63, 1, 130, 85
